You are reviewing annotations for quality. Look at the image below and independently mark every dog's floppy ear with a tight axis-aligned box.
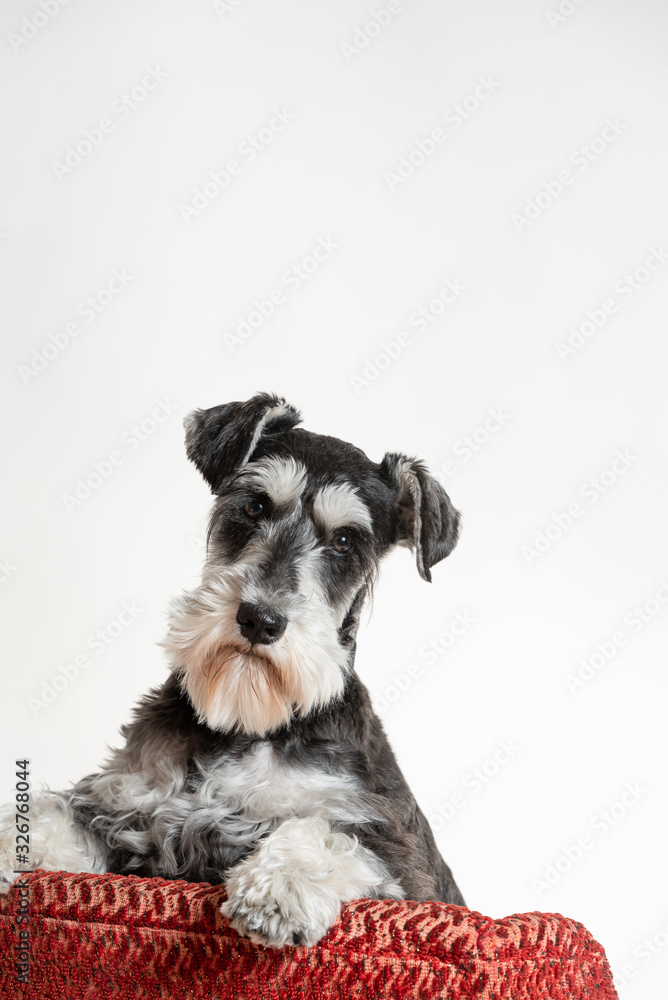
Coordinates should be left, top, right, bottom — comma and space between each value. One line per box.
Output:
184, 392, 302, 492
380, 453, 461, 583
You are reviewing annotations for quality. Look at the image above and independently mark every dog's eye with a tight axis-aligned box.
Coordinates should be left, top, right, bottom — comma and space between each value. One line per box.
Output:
331, 533, 351, 554
243, 499, 265, 520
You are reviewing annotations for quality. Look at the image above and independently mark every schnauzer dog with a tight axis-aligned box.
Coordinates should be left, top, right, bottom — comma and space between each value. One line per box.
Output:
0, 392, 465, 947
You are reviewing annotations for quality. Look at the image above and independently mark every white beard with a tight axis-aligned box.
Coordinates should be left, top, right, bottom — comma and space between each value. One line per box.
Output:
160, 566, 349, 736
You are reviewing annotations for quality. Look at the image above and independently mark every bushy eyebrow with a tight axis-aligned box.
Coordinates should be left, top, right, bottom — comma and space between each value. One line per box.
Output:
311, 483, 373, 533
237, 456, 307, 506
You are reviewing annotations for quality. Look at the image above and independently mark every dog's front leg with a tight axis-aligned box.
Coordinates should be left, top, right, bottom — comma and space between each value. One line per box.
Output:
220, 815, 404, 948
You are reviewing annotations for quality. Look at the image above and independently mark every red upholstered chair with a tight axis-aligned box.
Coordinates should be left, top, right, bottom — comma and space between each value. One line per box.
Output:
0, 870, 619, 999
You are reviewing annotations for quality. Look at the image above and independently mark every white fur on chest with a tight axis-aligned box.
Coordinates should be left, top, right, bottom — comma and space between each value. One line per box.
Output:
210, 742, 373, 825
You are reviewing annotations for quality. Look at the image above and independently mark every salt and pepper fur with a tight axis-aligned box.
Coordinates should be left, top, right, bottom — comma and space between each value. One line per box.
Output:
0, 392, 465, 947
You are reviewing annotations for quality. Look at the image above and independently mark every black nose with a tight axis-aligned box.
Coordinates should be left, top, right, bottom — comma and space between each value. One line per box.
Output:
236, 602, 287, 645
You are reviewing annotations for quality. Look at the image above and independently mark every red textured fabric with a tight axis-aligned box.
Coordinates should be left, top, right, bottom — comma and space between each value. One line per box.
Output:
0, 870, 618, 999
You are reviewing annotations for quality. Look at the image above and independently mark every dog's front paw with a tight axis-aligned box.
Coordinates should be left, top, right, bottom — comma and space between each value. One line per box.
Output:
220, 815, 394, 948
221, 856, 340, 948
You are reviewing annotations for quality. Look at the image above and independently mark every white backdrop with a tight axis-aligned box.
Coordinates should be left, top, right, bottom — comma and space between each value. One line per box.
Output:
2, 0, 667, 993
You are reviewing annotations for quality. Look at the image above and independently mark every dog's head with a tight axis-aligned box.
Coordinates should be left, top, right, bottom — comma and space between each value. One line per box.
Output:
163, 391, 461, 736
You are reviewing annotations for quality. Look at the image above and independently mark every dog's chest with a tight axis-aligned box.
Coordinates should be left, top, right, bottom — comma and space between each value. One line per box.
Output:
203, 741, 371, 825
